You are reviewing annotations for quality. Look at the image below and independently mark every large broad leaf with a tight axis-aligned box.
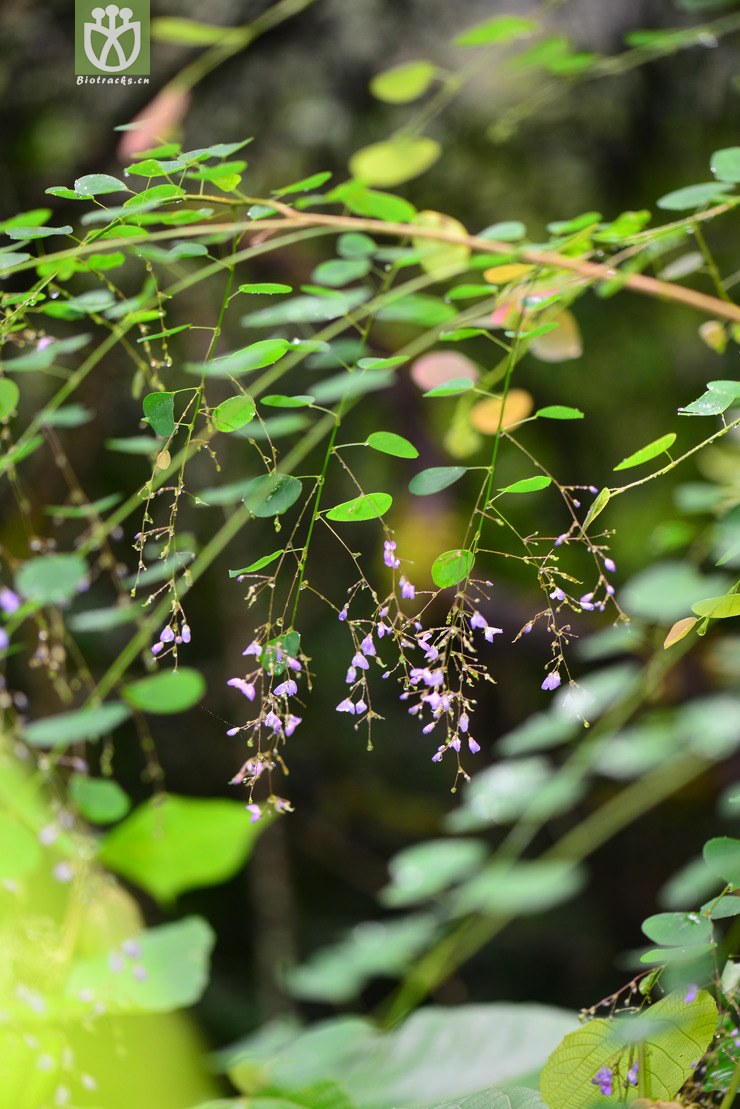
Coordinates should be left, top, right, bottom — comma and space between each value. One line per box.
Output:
539, 989, 717, 1109
212, 395, 257, 433
224, 1004, 577, 1107
381, 839, 487, 906
16, 553, 87, 605
98, 795, 266, 903
621, 562, 729, 623
0, 816, 43, 879
64, 916, 214, 1013
123, 669, 206, 714
23, 703, 131, 748
451, 861, 585, 916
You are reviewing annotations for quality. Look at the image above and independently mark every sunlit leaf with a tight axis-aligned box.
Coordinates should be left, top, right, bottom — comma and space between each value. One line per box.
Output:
370, 61, 437, 103
98, 796, 265, 903
711, 147, 740, 184
229, 550, 284, 577
349, 137, 441, 188
212, 395, 257, 433
470, 390, 533, 433
0, 379, 20, 419
74, 173, 130, 196
431, 548, 474, 588
499, 475, 551, 494
237, 282, 293, 295
241, 289, 369, 327
536, 406, 584, 420
614, 432, 676, 470
455, 15, 537, 47
24, 703, 131, 748
679, 379, 740, 416
691, 593, 740, 619
0, 816, 42, 879
187, 340, 291, 377
123, 669, 206, 714
366, 431, 419, 458
413, 210, 470, 277
582, 487, 610, 531
664, 616, 697, 649
260, 394, 315, 408
483, 264, 535, 285
326, 492, 393, 522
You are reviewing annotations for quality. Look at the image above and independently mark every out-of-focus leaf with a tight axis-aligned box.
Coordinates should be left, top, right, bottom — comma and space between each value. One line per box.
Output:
123, 669, 206, 714
349, 138, 441, 188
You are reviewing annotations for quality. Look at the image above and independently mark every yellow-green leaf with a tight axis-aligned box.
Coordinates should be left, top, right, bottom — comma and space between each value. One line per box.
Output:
370, 61, 437, 103
349, 138, 441, 188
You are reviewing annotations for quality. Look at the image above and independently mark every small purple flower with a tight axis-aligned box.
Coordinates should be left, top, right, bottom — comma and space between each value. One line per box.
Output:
336, 698, 356, 714
468, 737, 480, 754
181, 624, 191, 643
590, 1066, 613, 1097
355, 698, 367, 714
242, 641, 261, 657
288, 656, 302, 672
346, 666, 357, 683
377, 621, 391, 638
361, 634, 376, 657
246, 804, 262, 822
226, 726, 239, 737
338, 606, 348, 621
541, 671, 561, 692
264, 711, 282, 732
470, 612, 486, 630
151, 641, 164, 655
284, 714, 302, 737
0, 588, 20, 614
0, 628, 9, 651
604, 557, 616, 573
274, 678, 297, 698
549, 587, 565, 601
684, 983, 698, 1004
626, 1062, 638, 1087
400, 576, 416, 600
484, 625, 503, 643
227, 677, 256, 701
160, 626, 175, 643
352, 652, 370, 671
384, 540, 400, 569
580, 593, 595, 611
459, 712, 469, 733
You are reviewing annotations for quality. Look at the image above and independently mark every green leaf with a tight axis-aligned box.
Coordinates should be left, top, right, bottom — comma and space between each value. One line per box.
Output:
311, 258, 371, 287
431, 548, 474, 588
65, 916, 214, 1012
0, 252, 31, 272
212, 394, 257, 433
622, 561, 730, 622
424, 377, 475, 397
241, 289, 369, 328
261, 630, 301, 676
244, 473, 303, 517
711, 147, 740, 184
614, 432, 676, 470
582, 487, 610, 530
409, 467, 467, 496
338, 232, 377, 258
691, 592, 740, 619
261, 395, 315, 408
98, 796, 265, 903
188, 340, 291, 377
641, 911, 713, 946
69, 774, 131, 824
0, 378, 20, 419
657, 182, 734, 210
16, 553, 87, 605
238, 283, 293, 295
74, 173, 129, 196
229, 550, 284, 577
23, 703, 131, 748
499, 475, 552, 494
4, 224, 73, 240
123, 668, 206, 714
365, 431, 419, 459
106, 435, 160, 454
381, 839, 488, 906
326, 492, 393, 522
455, 15, 537, 47
273, 170, 333, 195
377, 293, 456, 327
325, 183, 417, 223
370, 61, 437, 103
540, 989, 717, 1109
151, 16, 244, 45
704, 837, 740, 886
679, 379, 740, 416
536, 406, 584, 420
452, 861, 585, 915
349, 138, 441, 188
356, 356, 407, 370
143, 391, 175, 438
478, 221, 527, 241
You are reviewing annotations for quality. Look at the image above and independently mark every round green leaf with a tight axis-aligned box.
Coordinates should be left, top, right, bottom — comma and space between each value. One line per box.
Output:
691, 592, 740, 619
312, 258, 371, 286
123, 668, 206, 714
366, 431, 419, 459
370, 61, 438, 104
641, 911, 713, 946
711, 147, 740, 184
143, 391, 175, 438
614, 432, 676, 471
409, 467, 467, 496
74, 173, 129, 196
657, 182, 733, 211
499, 475, 551, 494
70, 774, 131, 824
349, 137, 441, 188
0, 378, 20, 419
704, 836, 740, 887
243, 473, 303, 517
16, 553, 87, 605
24, 703, 131, 748
431, 548, 474, 588
326, 492, 393, 522
212, 394, 256, 432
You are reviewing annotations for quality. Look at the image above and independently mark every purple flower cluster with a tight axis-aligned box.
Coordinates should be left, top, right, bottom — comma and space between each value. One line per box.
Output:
590, 1066, 612, 1097
151, 616, 191, 657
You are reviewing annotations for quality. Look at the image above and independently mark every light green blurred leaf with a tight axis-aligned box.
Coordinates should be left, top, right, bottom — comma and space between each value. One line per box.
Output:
24, 703, 131, 748
16, 553, 87, 605
409, 467, 467, 496
381, 839, 487, 906
349, 138, 441, 188
212, 395, 257, 433
123, 669, 206, 714
370, 61, 437, 103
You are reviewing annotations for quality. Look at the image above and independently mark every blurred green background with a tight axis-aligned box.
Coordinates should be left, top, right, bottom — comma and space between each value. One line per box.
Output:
1, 0, 739, 1072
